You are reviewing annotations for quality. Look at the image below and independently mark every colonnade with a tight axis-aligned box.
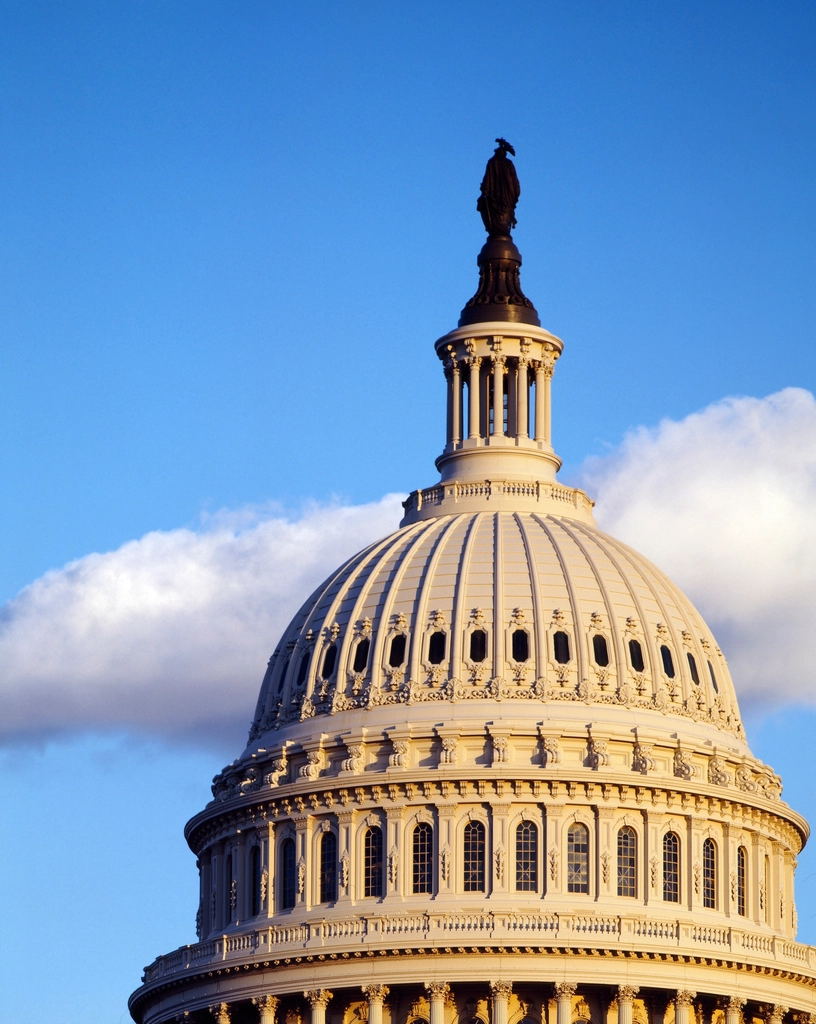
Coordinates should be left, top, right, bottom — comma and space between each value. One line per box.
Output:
205, 984, 792, 1024
444, 351, 555, 449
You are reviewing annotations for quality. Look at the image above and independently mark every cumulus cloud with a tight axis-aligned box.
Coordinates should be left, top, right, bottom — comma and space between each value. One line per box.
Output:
0, 496, 404, 748
581, 387, 816, 712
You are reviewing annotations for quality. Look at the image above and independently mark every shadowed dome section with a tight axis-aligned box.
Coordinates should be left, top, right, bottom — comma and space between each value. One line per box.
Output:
249, 511, 744, 746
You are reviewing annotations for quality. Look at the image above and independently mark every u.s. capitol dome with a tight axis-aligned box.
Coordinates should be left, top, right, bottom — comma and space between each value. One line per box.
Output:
130, 144, 816, 1024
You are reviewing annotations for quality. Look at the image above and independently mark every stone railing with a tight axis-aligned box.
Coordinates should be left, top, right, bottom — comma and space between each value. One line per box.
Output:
400, 479, 596, 526
141, 911, 816, 984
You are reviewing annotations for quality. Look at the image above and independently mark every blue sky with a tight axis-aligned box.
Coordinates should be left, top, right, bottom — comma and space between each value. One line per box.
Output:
1, 3, 816, 1022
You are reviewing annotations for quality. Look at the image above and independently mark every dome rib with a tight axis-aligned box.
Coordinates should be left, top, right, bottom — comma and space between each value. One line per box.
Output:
449, 512, 485, 673
513, 512, 546, 680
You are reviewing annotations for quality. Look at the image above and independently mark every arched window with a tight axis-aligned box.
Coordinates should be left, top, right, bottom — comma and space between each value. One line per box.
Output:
428, 631, 446, 664
703, 838, 716, 909
764, 855, 771, 923
250, 844, 262, 916
280, 837, 296, 910
469, 629, 487, 662
412, 822, 433, 894
364, 825, 383, 898
512, 629, 530, 662
553, 631, 570, 664
224, 853, 234, 922
463, 820, 486, 892
628, 639, 644, 672
319, 830, 338, 904
592, 634, 609, 666
617, 826, 637, 897
352, 637, 370, 674
321, 643, 338, 679
389, 633, 406, 667
515, 820, 538, 891
708, 660, 719, 692
737, 846, 747, 917
660, 645, 675, 678
567, 823, 589, 894
663, 832, 680, 902
687, 652, 700, 685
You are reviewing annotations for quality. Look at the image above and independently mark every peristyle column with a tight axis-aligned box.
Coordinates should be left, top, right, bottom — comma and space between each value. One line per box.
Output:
211, 1005, 231, 1024
617, 987, 639, 1024
516, 358, 529, 438
491, 355, 506, 436
445, 358, 461, 447
255, 997, 279, 1024
467, 358, 482, 439
425, 982, 450, 1024
675, 991, 697, 1024
304, 990, 333, 1024
554, 983, 577, 1024
363, 986, 390, 1024
490, 981, 512, 1024
725, 997, 745, 1024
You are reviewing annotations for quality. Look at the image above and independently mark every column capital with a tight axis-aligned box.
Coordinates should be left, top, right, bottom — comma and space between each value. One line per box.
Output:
676, 993, 697, 1008
304, 991, 333, 1010
492, 354, 507, 370
618, 988, 639, 1003
425, 983, 451, 999
363, 987, 390, 1003
554, 984, 577, 1000
490, 982, 513, 999
254, 997, 280, 1011
727, 999, 746, 1013
465, 356, 482, 369
210, 1005, 231, 1024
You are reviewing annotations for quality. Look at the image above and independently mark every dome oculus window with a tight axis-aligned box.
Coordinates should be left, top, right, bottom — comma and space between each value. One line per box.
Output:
321, 644, 338, 680
469, 629, 487, 663
628, 639, 645, 672
687, 652, 700, 685
592, 634, 609, 667
553, 630, 570, 664
388, 633, 406, 667
295, 649, 310, 688
428, 630, 447, 665
512, 629, 530, 662
708, 660, 719, 692
352, 637, 370, 674
276, 656, 291, 694
660, 644, 675, 678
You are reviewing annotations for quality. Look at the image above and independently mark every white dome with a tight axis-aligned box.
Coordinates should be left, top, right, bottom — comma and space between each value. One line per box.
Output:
249, 510, 745, 751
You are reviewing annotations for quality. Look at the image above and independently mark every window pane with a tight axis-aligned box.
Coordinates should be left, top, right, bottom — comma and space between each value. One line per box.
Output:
687, 652, 700, 685
515, 821, 538, 891
617, 827, 637, 897
660, 645, 675, 678
389, 634, 406, 667
663, 832, 680, 902
567, 823, 589, 894
512, 629, 530, 663
708, 660, 719, 692
553, 631, 570, 664
321, 644, 338, 679
281, 838, 296, 910
428, 631, 446, 665
353, 637, 370, 674
703, 838, 716, 909
592, 634, 609, 667
364, 826, 383, 898
737, 847, 747, 917
413, 823, 433, 894
295, 650, 310, 688
320, 831, 338, 904
628, 639, 644, 673
469, 629, 487, 663
463, 821, 486, 892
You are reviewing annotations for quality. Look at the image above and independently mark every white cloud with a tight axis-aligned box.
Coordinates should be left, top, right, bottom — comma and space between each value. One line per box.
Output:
3, 387, 814, 750
581, 387, 816, 712
0, 496, 404, 748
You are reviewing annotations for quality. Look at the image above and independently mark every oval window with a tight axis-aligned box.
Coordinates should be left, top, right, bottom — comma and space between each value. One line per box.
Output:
352, 637, 370, 673
687, 652, 700, 684
389, 633, 406, 667
660, 644, 675, 678
321, 643, 338, 679
628, 638, 644, 672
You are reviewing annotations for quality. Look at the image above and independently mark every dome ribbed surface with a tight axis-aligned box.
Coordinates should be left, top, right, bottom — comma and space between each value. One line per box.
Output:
250, 511, 743, 744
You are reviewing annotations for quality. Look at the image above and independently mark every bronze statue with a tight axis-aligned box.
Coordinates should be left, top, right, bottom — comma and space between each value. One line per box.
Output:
476, 138, 520, 236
